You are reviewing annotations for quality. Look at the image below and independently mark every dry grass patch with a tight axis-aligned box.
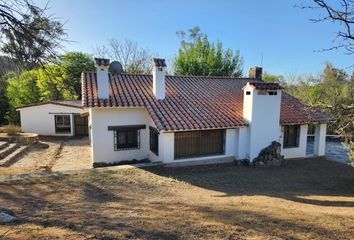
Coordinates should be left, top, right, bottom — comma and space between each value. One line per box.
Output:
0, 159, 353, 239
0, 125, 21, 136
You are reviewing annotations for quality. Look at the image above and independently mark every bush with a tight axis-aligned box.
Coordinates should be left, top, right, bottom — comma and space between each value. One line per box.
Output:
3, 124, 21, 136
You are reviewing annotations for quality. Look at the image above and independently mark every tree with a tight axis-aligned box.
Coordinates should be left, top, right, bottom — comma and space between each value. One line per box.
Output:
94, 39, 154, 74
298, 0, 354, 54
5, 52, 94, 123
0, 0, 66, 69
56, 52, 95, 98
6, 70, 41, 123
262, 72, 286, 84
36, 52, 94, 101
286, 63, 353, 143
174, 26, 244, 77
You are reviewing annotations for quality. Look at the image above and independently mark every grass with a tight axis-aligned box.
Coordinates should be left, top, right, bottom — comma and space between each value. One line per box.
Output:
0, 125, 21, 136
0, 158, 353, 239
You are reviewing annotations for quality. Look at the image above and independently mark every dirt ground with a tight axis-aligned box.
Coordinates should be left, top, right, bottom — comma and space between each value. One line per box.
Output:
0, 158, 353, 240
0, 137, 92, 177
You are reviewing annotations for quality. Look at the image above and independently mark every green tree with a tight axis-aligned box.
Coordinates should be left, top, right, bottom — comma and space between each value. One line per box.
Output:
36, 52, 94, 101
5, 52, 94, 123
174, 26, 244, 77
57, 52, 95, 98
286, 63, 353, 142
262, 72, 285, 84
6, 70, 41, 123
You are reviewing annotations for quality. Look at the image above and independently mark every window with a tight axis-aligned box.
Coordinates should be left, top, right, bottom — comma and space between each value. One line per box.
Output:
114, 129, 140, 151
246, 91, 251, 95
283, 125, 300, 148
150, 127, 159, 155
174, 130, 225, 159
55, 115, 71, 133
268, 91, 277, 95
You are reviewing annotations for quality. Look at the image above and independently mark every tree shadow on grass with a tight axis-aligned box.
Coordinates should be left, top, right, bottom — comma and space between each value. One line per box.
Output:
146, 158, 354, 207
0, 173, 181, 239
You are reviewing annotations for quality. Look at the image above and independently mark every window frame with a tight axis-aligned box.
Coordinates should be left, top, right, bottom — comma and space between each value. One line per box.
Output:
283, 125, 300, 148
54, 115, 71, 134
149, 126, 159, 156
114, 129, 140, 151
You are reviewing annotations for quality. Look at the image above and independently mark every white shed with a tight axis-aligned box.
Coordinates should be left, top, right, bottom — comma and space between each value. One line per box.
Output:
17, 100, 88, 137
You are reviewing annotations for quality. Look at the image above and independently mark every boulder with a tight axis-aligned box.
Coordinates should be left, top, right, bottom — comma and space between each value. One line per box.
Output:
0, 212, 16, 223
253, 141, 284, 168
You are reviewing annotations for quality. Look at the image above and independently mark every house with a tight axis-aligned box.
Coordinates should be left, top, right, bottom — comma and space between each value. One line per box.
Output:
80, 58, 330, 165
17, 100, 88, 137
18, 58, 330, 166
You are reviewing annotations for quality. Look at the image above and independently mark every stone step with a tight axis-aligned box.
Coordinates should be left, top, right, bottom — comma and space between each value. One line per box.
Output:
0, 143, 19, 159
0, 142, 9, 151
0, 145, 28, 167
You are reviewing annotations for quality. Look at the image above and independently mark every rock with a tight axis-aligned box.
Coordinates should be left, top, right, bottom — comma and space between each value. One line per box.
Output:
0, 205, 13, 215
0, 212, 17, 223
253, 141, 284, 168
0, 205, 10, 212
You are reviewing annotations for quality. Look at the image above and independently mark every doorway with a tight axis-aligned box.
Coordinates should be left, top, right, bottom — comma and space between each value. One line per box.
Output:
74, 114, 88, 136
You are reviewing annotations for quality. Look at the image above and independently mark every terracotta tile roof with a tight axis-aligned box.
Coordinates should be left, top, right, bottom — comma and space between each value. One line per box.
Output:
82, 72, 331, 131
248, 81, 283, 90
17, 100, 82, 110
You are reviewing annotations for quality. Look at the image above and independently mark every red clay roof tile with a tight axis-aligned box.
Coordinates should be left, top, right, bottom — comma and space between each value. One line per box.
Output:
82, 72, 331, 131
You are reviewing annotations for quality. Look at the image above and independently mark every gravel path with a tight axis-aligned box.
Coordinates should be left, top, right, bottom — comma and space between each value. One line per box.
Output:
8, 137, 92, 173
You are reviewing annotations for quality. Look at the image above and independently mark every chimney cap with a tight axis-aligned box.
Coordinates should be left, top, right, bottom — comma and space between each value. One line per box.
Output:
246, 81, 283, 90
249, 66, 262, 80
153, 58, 167, 67
95, 58, 110, 67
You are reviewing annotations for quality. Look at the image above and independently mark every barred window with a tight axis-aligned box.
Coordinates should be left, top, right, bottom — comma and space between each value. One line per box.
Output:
55, 115, 71, 133
114, 129, 140, 151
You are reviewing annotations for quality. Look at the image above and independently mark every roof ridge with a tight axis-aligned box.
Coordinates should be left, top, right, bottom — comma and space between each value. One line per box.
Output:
83, 71, 257, 80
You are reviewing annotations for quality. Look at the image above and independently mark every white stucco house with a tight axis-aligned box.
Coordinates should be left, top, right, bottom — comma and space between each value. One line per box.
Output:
18, 58, 331, 166
17, 101, 88, 137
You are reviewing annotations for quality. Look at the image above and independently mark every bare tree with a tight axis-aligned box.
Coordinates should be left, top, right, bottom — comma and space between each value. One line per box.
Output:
298, 0, 354, 54
94, 39, 155, 74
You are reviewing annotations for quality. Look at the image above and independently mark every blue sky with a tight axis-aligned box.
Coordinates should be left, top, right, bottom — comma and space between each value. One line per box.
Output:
35, 0, 353, 77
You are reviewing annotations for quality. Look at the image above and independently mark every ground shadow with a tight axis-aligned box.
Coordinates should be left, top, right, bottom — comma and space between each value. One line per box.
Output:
146, 158, 354, 207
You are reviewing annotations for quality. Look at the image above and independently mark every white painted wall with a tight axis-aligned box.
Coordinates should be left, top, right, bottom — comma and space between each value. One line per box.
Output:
314, 123, 327, 156
96, 65, 109, 99
281, 124, 308, 159
236, 127, 248, 159
90, 107, 151, 163
159, 132, 175, 162
87, 106, 322, 164
18, 104, 82, 136
243, 85, 282, 161
152, 65, 166, 100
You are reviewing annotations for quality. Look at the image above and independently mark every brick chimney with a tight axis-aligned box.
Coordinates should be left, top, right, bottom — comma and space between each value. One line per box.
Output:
95, 58, 110, 99
249, 67, 262, 80
152, 58, 166, 100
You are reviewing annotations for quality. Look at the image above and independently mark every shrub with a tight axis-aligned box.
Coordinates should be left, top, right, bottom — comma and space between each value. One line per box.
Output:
3, 124, 21, 136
